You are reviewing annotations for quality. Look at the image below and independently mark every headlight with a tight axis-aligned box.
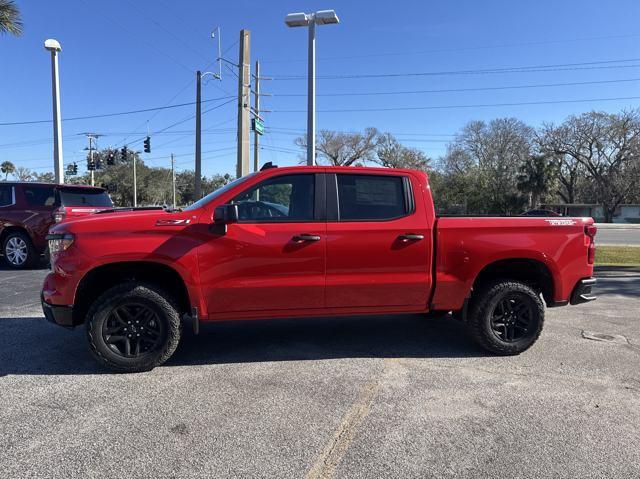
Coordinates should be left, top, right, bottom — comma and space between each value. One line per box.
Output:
46, 233, 75, 255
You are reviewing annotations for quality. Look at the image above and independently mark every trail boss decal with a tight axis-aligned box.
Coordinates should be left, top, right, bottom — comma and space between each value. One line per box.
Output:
545, 219, 577, 226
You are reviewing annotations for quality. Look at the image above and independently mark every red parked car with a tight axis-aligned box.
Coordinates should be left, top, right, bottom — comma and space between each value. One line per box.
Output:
0, 182, 113, 268
42, 165, 597, 372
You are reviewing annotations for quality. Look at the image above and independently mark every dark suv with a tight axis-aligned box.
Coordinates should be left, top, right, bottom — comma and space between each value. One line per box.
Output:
0, 182, 113, 268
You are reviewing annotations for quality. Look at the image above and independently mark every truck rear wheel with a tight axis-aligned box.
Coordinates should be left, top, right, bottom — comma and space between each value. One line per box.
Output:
467, 280, 544, 355
85, 283, 182, 372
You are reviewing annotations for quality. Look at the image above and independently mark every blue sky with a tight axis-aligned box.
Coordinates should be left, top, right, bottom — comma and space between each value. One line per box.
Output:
1, 0, 639, 178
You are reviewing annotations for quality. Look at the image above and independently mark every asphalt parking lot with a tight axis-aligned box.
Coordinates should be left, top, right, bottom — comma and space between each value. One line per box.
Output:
1, 266, 639, 478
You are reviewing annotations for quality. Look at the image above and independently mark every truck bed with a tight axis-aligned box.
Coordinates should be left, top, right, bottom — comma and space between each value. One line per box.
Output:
430, 216, 595, 311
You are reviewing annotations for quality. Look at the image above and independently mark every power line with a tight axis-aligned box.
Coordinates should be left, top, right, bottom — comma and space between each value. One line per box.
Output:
119, 76, 199, 148
271, 58, 640, 80
123, 97, 236, 148
262, 32, 640, 63
274, 95, 640, 113
77, 0, 194, 73
273, 77, 640, 97
123, 0, 211, 63
0, 96, 234, 127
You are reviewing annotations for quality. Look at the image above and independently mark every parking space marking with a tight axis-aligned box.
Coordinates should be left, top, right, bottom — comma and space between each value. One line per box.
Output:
305, 358, 401, 479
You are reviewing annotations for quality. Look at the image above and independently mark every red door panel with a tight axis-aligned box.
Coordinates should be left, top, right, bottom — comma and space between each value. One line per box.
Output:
325, 174, 432, 309
198, 222, 326, 313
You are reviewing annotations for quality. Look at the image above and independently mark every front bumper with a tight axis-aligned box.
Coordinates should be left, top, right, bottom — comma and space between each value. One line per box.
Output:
570, 278, 597, 305
41, 293, 76, 327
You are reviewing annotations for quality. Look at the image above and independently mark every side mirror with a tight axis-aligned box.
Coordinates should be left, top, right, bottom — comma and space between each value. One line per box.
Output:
213, 204, 238, 224
211, 204, 238, 235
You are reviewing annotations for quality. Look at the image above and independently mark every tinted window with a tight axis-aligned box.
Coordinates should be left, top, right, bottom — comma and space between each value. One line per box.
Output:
0, 185, 12, 207
184, 174, 255, 211
232, 174, 315, 222
337, 174, 407, 221
23, 186, 56, 207
60, 188, 113, 207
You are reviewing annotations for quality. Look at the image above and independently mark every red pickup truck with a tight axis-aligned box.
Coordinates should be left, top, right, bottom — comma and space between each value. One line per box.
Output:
42, 165, 597, 372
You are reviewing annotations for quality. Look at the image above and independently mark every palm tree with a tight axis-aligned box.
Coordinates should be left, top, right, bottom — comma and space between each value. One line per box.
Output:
517, 155, 557, 209
0, 0, 22, 36
1, 160, 15, 180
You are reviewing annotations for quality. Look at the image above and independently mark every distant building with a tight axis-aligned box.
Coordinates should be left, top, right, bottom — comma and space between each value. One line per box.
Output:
542, 203, 640, 223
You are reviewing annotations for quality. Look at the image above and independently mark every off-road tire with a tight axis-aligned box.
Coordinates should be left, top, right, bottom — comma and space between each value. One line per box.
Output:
86, 283, 182, 372
467, 280, 544, 355
2, 230, 36, 269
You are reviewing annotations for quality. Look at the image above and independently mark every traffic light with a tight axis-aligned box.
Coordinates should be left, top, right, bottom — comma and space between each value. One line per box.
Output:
121, 146, 128, 162
143, 136, 151, 153
66, 164, 77, 176
107, 152, 115, 166
95, 158, 103, 170
72, 163, 78, 175
87, 157, 95, 171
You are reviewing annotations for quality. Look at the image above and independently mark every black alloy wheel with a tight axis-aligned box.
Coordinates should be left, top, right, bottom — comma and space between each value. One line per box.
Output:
466, 280, 545, 355
102, 303, 166, 358
489, 293, 534, 342
86, 283, 182, 372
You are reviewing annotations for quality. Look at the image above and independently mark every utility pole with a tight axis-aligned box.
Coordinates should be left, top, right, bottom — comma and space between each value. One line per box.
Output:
236, 29, 251, 178
44, 39, 64, 183
195, 70, 202, 199
84, 133, 100, 187
253, 60, 260, 173
89, 136, 95, 186
251, 61, 272, 172
133, 151, 137, 207
171, 153, 176, 209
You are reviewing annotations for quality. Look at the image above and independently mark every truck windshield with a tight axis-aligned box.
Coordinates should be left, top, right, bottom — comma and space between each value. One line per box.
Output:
59, 188, 113, 207
184, 174, 255, 211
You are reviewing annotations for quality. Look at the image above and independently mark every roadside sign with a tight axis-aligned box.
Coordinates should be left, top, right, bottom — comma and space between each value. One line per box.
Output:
252, 118, 265, 135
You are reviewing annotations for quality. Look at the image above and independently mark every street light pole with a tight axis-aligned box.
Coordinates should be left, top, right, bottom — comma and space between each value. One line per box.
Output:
44, 39, 64, 184
195, 70, 202, 199
307, 20, 316, 166
285, 10, 339, 167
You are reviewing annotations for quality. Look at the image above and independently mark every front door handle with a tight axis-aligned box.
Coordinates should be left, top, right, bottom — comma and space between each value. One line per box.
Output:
398, 234, 424, 242
292, 234, 321, 242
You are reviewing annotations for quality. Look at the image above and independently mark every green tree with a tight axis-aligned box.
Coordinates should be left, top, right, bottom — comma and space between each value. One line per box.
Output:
517, 155, 557, 209
295, 128, 379, 166
375, 133, 430, 170
35, 171, 55, 183
1, 160, 15, 180
0, 0, 22, 36
14, 166, 34, 181
439, 118, 534, 214
68, 148, 234, 207
540, 110, 640, 222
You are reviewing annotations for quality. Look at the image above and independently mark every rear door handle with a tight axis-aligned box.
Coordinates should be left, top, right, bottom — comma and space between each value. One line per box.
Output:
292, 234, 321, 242
398, 234, 424, 242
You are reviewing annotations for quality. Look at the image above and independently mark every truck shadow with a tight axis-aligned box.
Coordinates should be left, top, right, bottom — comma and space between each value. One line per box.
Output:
593, 272, 640, 298
0, 314, 487, 376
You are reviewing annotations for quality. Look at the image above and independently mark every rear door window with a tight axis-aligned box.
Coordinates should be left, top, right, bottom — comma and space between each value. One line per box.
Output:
0, 185, 13, 207
336, 174, 409, 221
23, 186, 56, 208
59, 188, 113, 207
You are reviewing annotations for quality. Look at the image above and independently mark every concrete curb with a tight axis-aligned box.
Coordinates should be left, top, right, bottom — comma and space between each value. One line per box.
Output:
595, 223, 640, 230
594, 265, 640, 274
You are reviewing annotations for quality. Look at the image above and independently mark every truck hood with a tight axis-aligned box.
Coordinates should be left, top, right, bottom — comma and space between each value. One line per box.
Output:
49, 208, 200, 235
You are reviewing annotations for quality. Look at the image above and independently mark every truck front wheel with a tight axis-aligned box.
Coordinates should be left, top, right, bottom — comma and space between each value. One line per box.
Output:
85, 283, 182, 372
467, 280, 544, 355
